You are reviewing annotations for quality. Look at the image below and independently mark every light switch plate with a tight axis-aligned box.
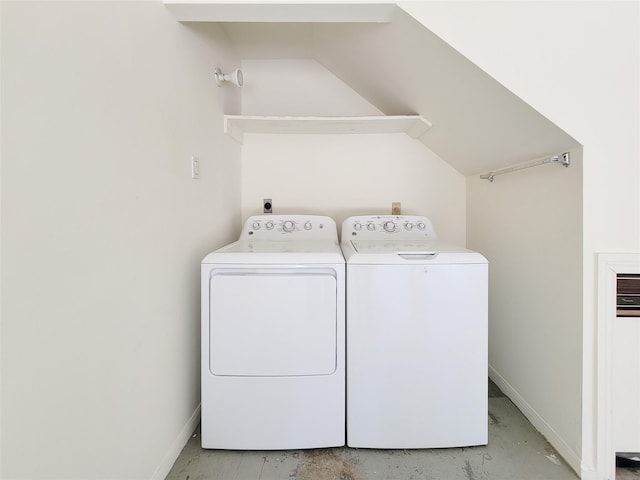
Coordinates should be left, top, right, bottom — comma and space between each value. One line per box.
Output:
191, 156, 200, 179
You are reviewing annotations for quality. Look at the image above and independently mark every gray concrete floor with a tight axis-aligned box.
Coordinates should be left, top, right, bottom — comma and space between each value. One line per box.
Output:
166, 381, 638, 480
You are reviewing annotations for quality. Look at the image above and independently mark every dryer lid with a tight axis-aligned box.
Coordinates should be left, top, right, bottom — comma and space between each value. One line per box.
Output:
222, 239, 341, 254
202, 239, 345, 264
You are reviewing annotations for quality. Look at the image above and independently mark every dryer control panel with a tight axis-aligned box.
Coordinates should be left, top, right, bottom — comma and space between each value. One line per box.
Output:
343, 215, 438, 239
242, 215, 338, 241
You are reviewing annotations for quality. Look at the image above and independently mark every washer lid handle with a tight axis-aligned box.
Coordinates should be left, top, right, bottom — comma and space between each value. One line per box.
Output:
396, 252, 437, 260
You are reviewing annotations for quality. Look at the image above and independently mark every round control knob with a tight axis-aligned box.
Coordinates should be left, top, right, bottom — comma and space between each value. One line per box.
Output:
383, 221, 396, 233
367, 223, 375, 231
354, 222, 363, 231
304, 222, 312, 230
282, 220, 295, 233
265, 221, 274, 230
404, 223, 413, 230
417, 222, 426, 230
252, 222, 261, 230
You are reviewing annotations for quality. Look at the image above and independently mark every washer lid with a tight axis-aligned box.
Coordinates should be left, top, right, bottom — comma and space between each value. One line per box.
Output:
346, 239, 487, 264
351, 239, 446, 254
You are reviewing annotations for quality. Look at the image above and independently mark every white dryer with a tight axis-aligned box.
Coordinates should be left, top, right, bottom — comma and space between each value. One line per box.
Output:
201, 215, 345, 450
341, 215, 488, 449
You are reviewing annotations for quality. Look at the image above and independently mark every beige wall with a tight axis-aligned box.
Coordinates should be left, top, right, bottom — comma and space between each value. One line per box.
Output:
1, 2, 241, 478
239, 59, 467, 243
241, 133, 466, 243
466, 148, 583, 470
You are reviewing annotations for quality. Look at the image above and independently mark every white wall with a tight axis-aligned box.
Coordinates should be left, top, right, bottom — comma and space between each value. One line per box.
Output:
240, 59, 466, 243
400, 1, 640, 477
1, 2, 241, 479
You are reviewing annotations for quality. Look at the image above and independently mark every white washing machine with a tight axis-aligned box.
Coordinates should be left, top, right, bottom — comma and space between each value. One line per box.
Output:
201, 215, 345, 450
341, 215, 488, 449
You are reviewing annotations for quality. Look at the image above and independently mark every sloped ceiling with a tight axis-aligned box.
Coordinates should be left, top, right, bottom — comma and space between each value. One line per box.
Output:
177, 3, 580, 176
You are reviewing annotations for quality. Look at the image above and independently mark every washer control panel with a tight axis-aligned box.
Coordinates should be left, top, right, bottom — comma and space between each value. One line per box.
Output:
343, 215, 438, 239
242, 215, 337, 240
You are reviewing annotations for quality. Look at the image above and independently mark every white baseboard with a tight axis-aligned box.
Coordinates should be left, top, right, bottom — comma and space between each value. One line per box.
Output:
489, 365, 582, 476
151, 404, 201, 480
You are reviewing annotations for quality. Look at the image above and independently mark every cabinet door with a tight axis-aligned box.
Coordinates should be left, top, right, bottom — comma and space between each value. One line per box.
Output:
209, 270, 337, 377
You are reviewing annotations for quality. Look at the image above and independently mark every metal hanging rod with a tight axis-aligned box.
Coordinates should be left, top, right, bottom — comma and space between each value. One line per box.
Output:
480, 152, 571, 182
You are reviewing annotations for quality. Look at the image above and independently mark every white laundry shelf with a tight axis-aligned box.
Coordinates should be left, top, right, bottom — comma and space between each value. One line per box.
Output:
223, 115, 432, 144
163, 1, 396, 23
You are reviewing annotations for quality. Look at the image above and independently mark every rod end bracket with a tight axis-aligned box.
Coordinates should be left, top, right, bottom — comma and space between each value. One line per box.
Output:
551, 152, 571, 167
